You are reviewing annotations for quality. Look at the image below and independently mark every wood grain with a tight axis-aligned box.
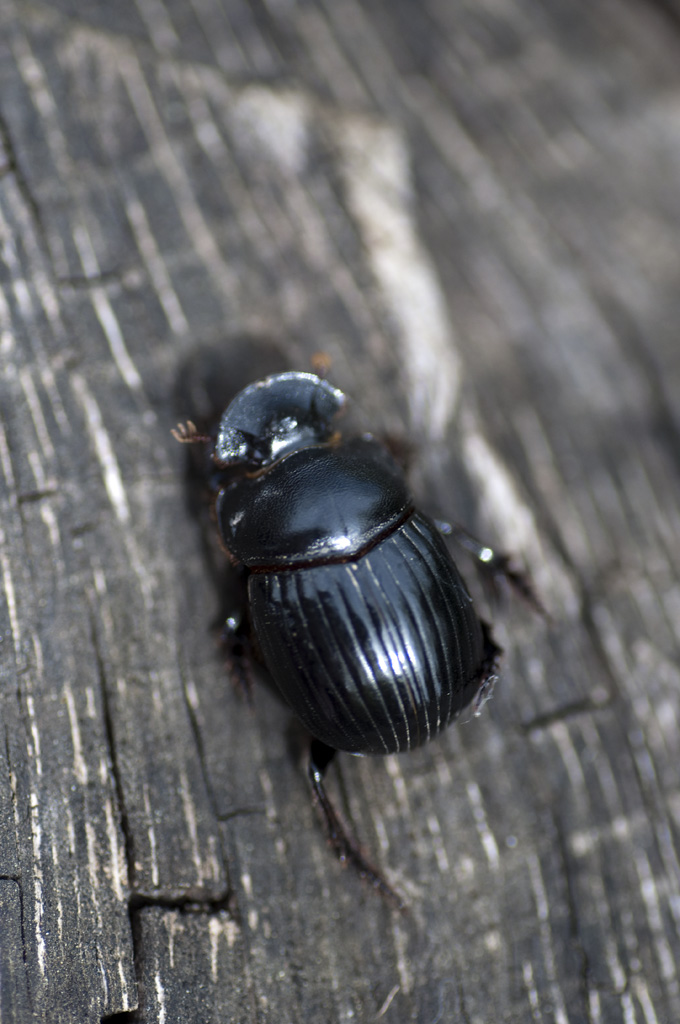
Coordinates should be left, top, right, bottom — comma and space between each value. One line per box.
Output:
1, 0, 679, 1020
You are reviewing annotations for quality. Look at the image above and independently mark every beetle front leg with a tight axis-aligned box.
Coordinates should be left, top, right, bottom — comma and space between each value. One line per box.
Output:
308, 740, 405, 910
435, 519, 546, 616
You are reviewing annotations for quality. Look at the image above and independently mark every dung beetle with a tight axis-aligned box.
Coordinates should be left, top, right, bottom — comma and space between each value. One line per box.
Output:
175, 370, 530, 905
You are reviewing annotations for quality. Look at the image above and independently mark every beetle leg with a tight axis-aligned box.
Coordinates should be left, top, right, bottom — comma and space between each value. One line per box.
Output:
221, 611, 255, 703
171, 420, 213, 445
435, 519, 547, 617
471, 620, 503, 716
308, 739, 405, 910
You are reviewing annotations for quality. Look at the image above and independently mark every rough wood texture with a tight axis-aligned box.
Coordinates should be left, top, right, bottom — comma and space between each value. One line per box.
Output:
1, 0, 679, 1021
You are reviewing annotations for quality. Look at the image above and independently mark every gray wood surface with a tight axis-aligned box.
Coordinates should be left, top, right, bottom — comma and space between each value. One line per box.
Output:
1, 0, 680, 1021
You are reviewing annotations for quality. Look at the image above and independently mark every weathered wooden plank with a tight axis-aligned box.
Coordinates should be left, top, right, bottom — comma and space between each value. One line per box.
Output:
1, 0, 679, 1021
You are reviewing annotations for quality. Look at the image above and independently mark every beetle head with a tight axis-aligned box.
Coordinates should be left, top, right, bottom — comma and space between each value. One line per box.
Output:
213, 372, 346, 471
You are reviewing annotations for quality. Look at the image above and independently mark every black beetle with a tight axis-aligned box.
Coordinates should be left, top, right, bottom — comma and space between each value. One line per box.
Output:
175, 370, 519, 904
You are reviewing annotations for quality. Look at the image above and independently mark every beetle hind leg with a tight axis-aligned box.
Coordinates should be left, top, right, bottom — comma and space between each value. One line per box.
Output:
308, 740, 405, 910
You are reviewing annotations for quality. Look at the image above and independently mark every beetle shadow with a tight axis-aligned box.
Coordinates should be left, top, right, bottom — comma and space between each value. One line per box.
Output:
172, 332, 291, 450
171, 332, 291, 654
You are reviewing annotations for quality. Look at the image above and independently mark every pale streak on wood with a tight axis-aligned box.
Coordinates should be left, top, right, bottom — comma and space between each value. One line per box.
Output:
28, 789, 47, 977
113, 44, 238, 308
166, 913, 178, 969
180, 70, 271, 252
614, 958, 639, 1024
63, 683, 89, 787
0, 194, 32, 323
210, 0, 277, 75
85, 819, 101, 897
143, 782, 161, 889
296, 7, 366, 106
461, 420, 576, 612
178, 763, 205, 885
588, 987, 602, 1024
7, 195, 65, 343
257, 766, 276, 822
36, 491, 60, 551
19, 368, 55, 463
426, 814, 450, 874
335, 116, 461, 440
317, 0, 398, 114
155, 970, 167, 1024
186, 0, 245, 73
635, 850, 678, 986
383, 754, 409, 815
634, 976, 662, 1024
72, 223, 144, 393
514, 406, 597, 576
0, 428, 17, 508
522, 960, 541, 1019
69, 372, 131, 524
118, 959, 133, 1014
208, 916, 239, 984
230, 86, 310, 177
0, 285, 14, 354
605, 934, 627, 991
13, 32, 72, 186
205, 835, 222, 888
25, 695, 43, 778
86, 687, 97, 718
550, 722, 587, 791
134, 0, 179, 52
372, 810, 391, 856
103, 788, 128, 902
0, 548, 21, 662
527, 851, 571, 1024
208, 917, 220, 983
49, 835, 65, 946
123, 188, 189, 336
282, 164, 395, 364
12, 286, 35, 341
465, 779, 500, 871
1, 174, 67, 346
